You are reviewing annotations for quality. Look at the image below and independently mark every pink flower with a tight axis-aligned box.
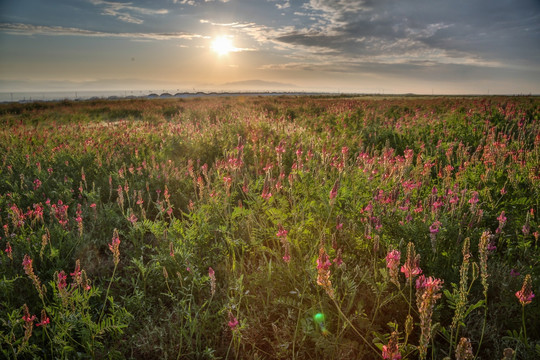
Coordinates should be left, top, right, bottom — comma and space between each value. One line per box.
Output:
496, 211, 507, 233
22, 255, 33, 275
109, 229, 121, 266
386, 250, 401, 266
382, 331, 401, 360
416, 275, 443, 292
261, 185, 272, 200
70, 262, 81, 280
282, 252, 291, 263
69, 260, 83, 289
317, 248, 332, 271
497, 211, 507, 226
329, 180, 339, 201
510, 269, 520, 277
57, 271, 67, 290
386, 249, 401, 285
33, 179, 42, 190
333, 248, 343, 267
4, 241, 12, 259
429, 221, 441, 234
22, 313, 36, 323
128, 213, 138, 224
277, 225, 291, 263
276, 225, 288, 238
416, 275, 443, 359
36, 313, 50, 327
401, 243, 422, 280
516, 274, 535, 306
228, 312, 239, 329
316, 245, 334, 298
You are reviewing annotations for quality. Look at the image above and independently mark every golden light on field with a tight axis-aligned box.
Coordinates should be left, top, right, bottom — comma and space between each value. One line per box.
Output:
211, 36, 235, 56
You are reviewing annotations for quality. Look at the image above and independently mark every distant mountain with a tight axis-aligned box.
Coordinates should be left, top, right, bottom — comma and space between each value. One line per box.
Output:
0, 78, 298, 94
0, 79, 182, 92
220, 80, 297, 90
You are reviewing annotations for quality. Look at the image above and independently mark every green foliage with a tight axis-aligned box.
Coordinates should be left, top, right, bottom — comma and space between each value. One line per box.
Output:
0, 95, 539, 359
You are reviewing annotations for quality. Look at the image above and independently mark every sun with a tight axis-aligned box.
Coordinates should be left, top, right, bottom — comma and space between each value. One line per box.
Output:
211, 36, 235, 56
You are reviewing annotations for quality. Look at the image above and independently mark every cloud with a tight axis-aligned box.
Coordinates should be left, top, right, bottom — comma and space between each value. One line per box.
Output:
200, 19, 276, 45
89, 0, 168, 24
0, 23, 202, 40
270, 0, 540, 69
276, 1, 290, 10
174, 0, 229, 4
258, 58, 510, 86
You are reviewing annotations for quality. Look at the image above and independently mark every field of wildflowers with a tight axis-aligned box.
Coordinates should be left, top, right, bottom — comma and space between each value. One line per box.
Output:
0, 95, 539, 359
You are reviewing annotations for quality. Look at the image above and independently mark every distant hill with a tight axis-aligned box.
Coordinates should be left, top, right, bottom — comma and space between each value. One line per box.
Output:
220, 80, 297, 90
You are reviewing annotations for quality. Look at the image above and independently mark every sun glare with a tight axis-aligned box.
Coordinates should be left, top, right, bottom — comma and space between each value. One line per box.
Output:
211, 36, 235, 56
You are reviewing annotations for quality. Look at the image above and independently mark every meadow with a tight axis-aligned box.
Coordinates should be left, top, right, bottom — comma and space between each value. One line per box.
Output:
0, 95, 539, 359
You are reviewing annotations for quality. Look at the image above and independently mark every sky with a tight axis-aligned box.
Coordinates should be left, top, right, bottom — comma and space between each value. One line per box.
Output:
0, 0, 539, 94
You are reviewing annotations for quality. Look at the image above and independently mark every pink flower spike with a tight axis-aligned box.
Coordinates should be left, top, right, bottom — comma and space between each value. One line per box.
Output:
5, 242, 12, 259
385, 250, 401, 269
429, 221, 441, 234
228, 312, 239, 329
276, 225, 288, 238
36, 317, 50, 327
23, 314, 36, 323
109, 229, 121, 266
382, 331, 401, 360
516, 274, 535, 306
401, 243, 422, 280
329, 180, 339, 201
57, 271, 67, 290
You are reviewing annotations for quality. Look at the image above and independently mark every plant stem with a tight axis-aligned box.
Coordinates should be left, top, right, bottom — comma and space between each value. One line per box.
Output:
449, 327, 454, 357
95, 262, 118, 356
98, 263, 117, 324
331, 297, 382, 358
292, 278, 308, 360
474, 305, 488, 359
521, 305, 528, 347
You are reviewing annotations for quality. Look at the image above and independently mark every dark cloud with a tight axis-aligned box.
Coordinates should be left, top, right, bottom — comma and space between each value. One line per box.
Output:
273, 0, 540, 69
